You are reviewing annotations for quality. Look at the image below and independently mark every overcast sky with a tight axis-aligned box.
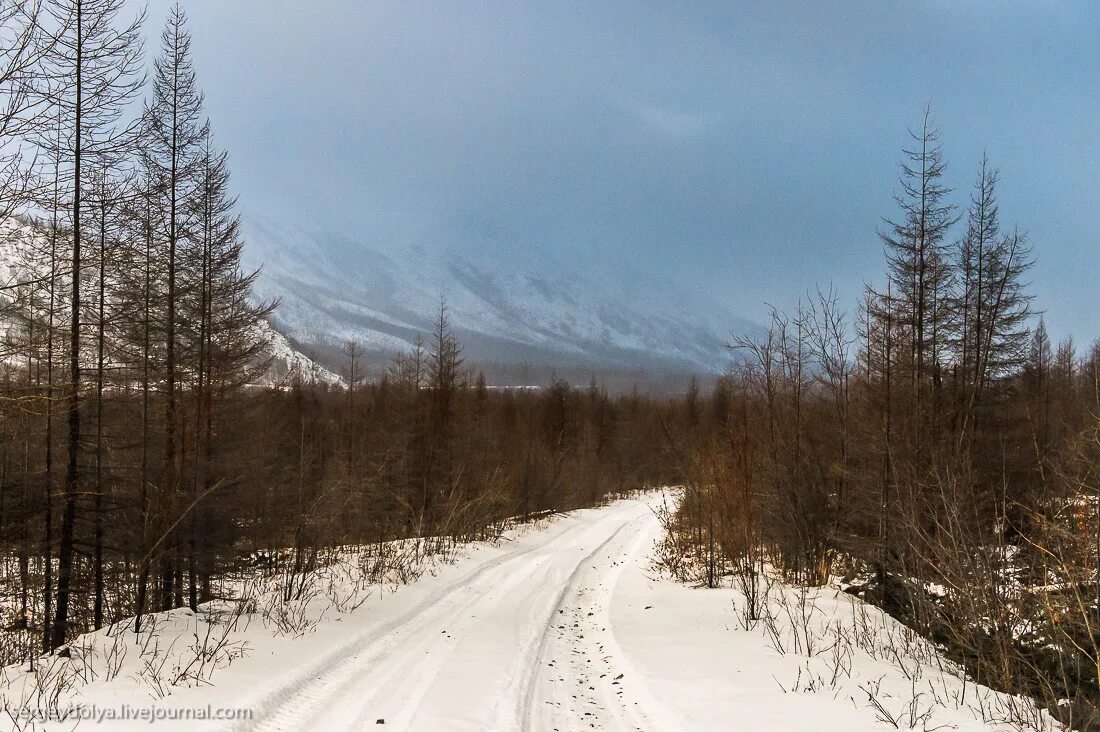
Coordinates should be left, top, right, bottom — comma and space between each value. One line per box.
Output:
146, 1, 1100, 342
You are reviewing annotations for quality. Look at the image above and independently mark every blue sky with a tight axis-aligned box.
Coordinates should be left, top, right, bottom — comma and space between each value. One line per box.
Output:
148, 1, 1099, 343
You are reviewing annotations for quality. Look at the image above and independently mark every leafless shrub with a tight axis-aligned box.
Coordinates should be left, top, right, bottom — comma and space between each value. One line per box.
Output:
651, 491, 694, 582
172, 611, 250, 687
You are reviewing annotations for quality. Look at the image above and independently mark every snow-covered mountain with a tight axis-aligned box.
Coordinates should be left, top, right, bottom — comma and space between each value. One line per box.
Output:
0, 217, 339, 387
242, 218, 756, 376
4, 211, 756, 385
255, 319, 342, 387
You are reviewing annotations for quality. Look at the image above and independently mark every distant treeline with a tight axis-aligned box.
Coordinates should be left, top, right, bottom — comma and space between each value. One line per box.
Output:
294, 336, 706, 396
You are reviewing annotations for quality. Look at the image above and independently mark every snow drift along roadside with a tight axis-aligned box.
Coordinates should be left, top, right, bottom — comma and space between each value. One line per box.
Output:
1, 490, 1057, 731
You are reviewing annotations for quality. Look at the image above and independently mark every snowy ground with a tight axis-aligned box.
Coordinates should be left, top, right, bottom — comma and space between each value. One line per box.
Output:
0, 491, 1056, 731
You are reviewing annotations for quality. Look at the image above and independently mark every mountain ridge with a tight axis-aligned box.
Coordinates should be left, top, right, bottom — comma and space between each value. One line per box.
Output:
242, 217, 756, 377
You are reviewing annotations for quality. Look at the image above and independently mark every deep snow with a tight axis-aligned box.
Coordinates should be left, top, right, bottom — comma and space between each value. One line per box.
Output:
0, 491, 1057, 731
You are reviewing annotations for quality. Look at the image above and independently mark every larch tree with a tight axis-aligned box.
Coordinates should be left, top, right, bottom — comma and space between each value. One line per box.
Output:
141, 2, 204, 611
0, 0, 53, 218
86, 159, 130, 628
954, 153, 1032, 431
880, 105, 958, 431
36, 0, 144, 650
118, 162, 166, 633
181, 122, 270, 607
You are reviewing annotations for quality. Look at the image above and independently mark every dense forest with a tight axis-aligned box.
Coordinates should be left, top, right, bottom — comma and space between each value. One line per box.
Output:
0, 0, 680, 668
667, 109, 1100, 728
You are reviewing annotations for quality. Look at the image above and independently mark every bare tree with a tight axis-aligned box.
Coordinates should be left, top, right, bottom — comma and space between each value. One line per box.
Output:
36, 0, 144, 649
141, 2, 203, 610
880, 105, 958, 431
0, 0, 54, 218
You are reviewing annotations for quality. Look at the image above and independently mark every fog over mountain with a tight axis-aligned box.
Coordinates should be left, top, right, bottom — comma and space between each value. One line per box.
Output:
242, 217, 760, 378
154, 1, 1100, 355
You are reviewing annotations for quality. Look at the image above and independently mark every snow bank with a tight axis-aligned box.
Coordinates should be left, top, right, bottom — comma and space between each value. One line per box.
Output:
0, 491, 1060, 731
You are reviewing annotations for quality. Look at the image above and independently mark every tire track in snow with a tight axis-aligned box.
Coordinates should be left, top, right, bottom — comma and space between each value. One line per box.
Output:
231, 515, 589, 732
340, 540, 570, 730
231, 504, 641, 732
517, 508, 660, 730
335, 506, 654, 731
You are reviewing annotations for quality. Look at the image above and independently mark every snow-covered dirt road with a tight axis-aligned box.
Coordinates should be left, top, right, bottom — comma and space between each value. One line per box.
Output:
237, 496, 667, 732
5, 492, 1052, 731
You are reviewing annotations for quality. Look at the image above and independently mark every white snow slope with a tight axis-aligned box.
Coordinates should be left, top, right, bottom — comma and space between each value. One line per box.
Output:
242, 219, 761, 373
0, 492, 1056, 731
